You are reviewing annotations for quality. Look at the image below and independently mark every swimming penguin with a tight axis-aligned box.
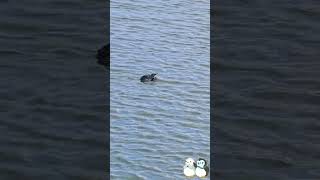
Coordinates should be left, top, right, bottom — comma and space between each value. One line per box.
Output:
183, 158, 196, 177
96, 44, 109, 68
195, 158, 209, 178
140, 73, 157, 83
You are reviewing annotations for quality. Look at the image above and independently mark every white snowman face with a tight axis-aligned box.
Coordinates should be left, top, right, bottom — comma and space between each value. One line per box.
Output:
196, 159, 206, 168
185, 158, 195, 166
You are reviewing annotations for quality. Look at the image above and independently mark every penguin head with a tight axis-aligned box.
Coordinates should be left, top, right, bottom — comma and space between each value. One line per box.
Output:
185, 158, 195, 167
196, 158, 207, 169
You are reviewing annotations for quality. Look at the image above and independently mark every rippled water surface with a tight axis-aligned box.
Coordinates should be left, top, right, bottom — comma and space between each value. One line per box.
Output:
213, 0, 320, 179
0, 1, 107, 179
110, 0, 210, 179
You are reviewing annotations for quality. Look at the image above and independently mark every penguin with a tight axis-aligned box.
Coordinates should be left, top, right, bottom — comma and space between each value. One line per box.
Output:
140, 73, 157, 83
195, 158, 209, 178
96, 44, 109, 68
183, 158, 196, 177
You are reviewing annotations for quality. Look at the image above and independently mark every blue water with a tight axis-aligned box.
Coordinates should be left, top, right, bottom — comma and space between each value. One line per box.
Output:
110, 0, 210, 179
0, 0, 107, 179
213, 0, 320, 179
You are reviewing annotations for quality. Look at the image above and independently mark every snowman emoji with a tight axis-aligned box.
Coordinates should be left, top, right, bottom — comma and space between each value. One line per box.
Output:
183, 158, 196, 177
